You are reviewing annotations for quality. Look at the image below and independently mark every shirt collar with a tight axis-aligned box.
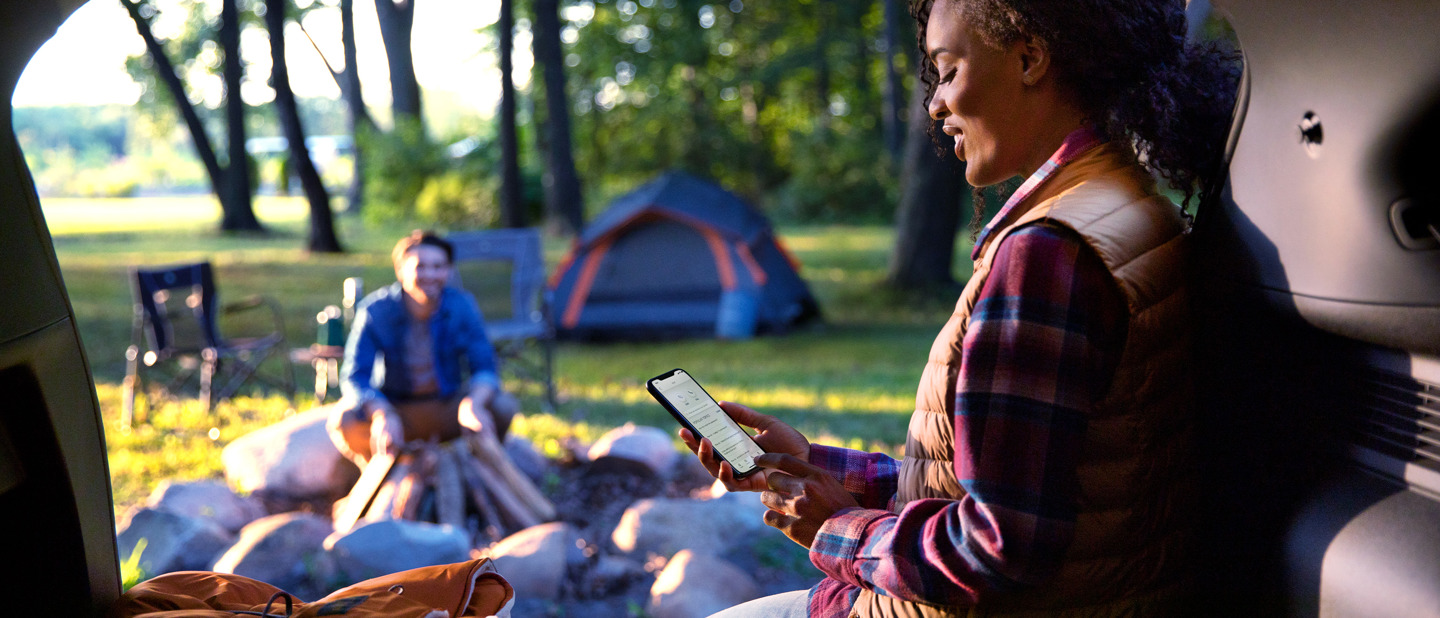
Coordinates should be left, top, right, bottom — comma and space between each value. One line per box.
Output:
971, 126, 1105, 260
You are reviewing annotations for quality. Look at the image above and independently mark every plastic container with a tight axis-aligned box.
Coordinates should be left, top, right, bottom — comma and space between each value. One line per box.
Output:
715, 289, 759, 340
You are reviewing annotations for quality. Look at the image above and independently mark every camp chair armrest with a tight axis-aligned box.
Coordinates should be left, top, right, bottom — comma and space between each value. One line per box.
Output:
221, 295, 288, 341
221, 295, 269, 313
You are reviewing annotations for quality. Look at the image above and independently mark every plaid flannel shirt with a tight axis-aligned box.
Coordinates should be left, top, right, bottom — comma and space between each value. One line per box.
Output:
802, 129, 1126, 616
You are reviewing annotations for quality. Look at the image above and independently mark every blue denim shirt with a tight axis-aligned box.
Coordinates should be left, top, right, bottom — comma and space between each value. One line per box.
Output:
340, 282, 501, 406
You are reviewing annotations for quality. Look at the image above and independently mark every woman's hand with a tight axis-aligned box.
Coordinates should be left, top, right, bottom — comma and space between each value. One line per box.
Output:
755, 452, 860, 548
679, 401, 811, 493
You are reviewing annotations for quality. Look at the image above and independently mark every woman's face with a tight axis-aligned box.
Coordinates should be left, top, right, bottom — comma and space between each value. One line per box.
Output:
925, 0, 1035, 187
396, 244, 451, 306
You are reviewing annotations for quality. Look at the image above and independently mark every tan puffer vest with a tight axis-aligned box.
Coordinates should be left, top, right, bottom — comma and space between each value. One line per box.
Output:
852, 143, 1196, 618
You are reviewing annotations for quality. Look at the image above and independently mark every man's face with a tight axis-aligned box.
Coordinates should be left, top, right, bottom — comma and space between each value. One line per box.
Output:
396, 244, 451, 305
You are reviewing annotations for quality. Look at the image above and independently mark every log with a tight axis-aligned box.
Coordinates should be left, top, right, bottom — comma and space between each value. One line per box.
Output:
392, 447, 435, 520
469, 431, 555, 521
459, 444, 541, 530
333, 451, 396, 533
462, 401, 557, 521
433, 444, 467, 528
454, 448, 505, 542
363, 453, 412, 524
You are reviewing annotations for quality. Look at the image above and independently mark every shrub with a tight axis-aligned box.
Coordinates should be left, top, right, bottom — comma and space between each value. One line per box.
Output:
415, 170, 500, 228
360, 120, 446, 224
766, 132, 899, 224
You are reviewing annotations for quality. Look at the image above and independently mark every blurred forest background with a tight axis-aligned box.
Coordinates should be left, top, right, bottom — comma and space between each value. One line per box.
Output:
15, 0, 972, 288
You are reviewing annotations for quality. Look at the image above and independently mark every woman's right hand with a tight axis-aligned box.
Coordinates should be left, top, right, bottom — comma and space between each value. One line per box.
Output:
679, 401, 810, 493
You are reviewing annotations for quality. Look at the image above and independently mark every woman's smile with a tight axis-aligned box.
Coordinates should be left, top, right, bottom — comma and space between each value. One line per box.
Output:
942, 123, 966, 161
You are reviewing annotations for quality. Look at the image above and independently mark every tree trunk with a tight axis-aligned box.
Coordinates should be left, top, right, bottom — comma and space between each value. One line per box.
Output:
219, 0, 261, 232
119, 0, 227, 201
532, 0, 583, 235
887, 78, 967, 289
497, 0, 525, 228
814, 5, 833, 134
851, 1, 875, 131
267, 0, 343, 253
341, 0, 371, 214
880, 0, 907, 156
375, 0, 422, 126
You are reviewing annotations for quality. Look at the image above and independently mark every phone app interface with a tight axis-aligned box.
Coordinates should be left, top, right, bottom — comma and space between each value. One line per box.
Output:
655, 371, 765, 472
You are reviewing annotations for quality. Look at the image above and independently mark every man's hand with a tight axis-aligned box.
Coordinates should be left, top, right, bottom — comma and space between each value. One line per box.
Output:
679, 401, 811, 493
755, 452, 859, 548
369, 404, 404, 459
458, 384, 497, 434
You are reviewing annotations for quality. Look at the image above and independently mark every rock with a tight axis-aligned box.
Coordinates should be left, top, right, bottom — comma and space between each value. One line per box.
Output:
504, 434, 551, 484
584, 455, 660, 485
649, 550, 758, 618
146, 479, 265, 534
210, 512, 336, 599
117, 508, 235, 576
706, 481, 773, 518
324, 519, 471, 581
673, 454, 717, 494
587, 423, 679, 478
611, 492, 769, 558
486, 522, 584, 599
578, 554, 647, 598
222, 407, 359, 504
551, 457, 663, 543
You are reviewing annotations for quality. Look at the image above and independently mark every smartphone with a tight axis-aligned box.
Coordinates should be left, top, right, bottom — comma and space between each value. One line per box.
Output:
647, 368, 766, 478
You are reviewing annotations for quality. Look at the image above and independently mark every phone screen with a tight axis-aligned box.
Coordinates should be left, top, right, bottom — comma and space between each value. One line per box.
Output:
648, 369, 765, 476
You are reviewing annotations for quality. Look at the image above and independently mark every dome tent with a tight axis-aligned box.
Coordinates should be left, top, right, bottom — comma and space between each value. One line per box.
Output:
549, 171, 820, 340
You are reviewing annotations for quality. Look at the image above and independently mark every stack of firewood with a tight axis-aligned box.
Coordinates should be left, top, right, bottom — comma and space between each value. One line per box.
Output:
333, 409, 556, 544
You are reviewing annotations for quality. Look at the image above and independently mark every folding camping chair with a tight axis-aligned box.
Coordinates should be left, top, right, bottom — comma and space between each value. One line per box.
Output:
121, 262, 296, 424
446, 228, 557, 413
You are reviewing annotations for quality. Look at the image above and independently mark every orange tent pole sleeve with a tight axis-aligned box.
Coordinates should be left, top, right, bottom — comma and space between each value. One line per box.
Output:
700, 227, 737, 290
773, 236, 804, 273
547, 241, 581, 289
735, 242, 768, 287
561, 238, 614, 328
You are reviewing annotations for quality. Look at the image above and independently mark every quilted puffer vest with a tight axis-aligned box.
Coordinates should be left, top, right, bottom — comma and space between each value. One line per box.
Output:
852, 143, 1196, 618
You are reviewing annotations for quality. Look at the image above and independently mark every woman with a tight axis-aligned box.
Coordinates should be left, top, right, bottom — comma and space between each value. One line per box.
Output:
327, 231, 520, 466
687, 1, 1239, 616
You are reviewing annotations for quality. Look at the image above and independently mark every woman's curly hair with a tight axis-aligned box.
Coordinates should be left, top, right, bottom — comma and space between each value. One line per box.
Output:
912, 0, 1241, 209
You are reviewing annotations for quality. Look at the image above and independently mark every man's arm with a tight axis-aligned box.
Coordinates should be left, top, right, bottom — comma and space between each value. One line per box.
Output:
453, 290, 501, 392
807, 225, 1126, 605
340, 300, 385, 405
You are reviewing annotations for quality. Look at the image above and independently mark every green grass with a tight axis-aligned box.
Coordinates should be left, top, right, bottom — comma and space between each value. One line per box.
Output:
44, 197, 972, 517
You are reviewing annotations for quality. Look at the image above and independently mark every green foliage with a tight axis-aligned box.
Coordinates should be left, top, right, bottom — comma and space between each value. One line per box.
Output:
124, 0, 223, 122
769, 131, 898, 224
120, 538, 150, 591
416, 170, 500, 228
360, 120, 547, 229
12, 106, 128, 157
24, 148, 142, 198
564, 0, 911, 222
15, 105, 143, 197
101, 385, 297, 515
360, 120, 447, 224
63, 0, 926, 228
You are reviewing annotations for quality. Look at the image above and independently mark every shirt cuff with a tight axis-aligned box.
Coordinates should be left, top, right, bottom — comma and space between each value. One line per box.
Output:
808, 443, 852, 478
809, 506, 895, 587
467, 372, 501, 391
339, 388, 383, 412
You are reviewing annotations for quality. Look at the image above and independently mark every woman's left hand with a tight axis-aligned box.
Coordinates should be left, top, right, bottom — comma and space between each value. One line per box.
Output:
755, 452, 860, 548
